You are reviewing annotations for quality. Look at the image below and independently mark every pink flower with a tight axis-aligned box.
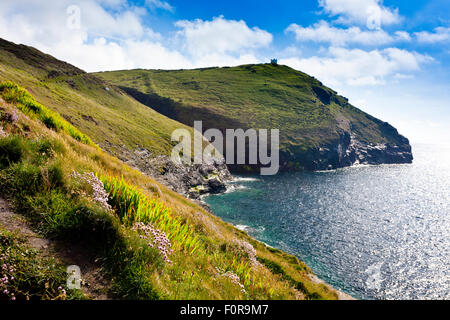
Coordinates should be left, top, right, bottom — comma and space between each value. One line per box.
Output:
132, 223, 173, 264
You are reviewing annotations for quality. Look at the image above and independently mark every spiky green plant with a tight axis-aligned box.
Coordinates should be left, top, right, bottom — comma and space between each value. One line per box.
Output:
101, 175, 201, 254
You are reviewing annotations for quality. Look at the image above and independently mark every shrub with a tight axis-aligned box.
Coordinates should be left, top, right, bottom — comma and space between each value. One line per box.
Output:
41, 114, 57, 130
0, 136, 23, 168
2, 162, 42, 197
51, 205, 120, 245
257, 257, 284, 276
36, 138, 53, 155
36, 137, 65, 156
47, 163, 65, 190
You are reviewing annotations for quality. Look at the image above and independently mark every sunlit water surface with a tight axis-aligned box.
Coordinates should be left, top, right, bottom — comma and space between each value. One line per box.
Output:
205, 144, 450, 300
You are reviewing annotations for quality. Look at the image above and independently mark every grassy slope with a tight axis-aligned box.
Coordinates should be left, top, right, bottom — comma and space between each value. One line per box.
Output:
0, 38, 193, 158
0, 86, 340, 300
96, 64, 408, 169
0, 38, 342, 300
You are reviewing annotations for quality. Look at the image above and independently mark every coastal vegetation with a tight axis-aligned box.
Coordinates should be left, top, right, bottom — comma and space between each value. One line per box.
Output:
0, 80, 339, 300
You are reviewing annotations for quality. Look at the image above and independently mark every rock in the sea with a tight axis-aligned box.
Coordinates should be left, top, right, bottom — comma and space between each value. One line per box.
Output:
207, 177, 227, 193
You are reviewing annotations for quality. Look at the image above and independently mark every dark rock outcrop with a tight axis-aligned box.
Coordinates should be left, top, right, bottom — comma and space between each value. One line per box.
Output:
156, 156, 231, 199
312, 86, 333, 105
301, 131, 413, 171
99, 142, 232, 200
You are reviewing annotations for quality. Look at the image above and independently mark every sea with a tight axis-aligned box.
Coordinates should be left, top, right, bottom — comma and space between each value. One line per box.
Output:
205, 144, 450, 300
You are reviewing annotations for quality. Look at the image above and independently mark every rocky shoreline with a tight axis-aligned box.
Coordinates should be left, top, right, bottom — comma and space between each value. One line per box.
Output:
100, 132, 413, 202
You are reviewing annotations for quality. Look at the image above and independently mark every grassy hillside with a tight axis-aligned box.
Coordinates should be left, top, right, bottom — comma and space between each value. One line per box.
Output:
0, 38, 193, 159
96, 64, 410, 170
0, 82, 342, 300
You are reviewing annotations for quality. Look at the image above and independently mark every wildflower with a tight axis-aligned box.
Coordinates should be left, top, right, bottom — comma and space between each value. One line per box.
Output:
235, 240, 260, 267
132, 223, 173, 264
71, 171, 112, 212
3, 110, 19, 124
221, 271, 246, 293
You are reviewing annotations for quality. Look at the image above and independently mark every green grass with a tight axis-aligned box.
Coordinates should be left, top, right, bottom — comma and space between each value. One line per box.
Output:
0, 81, 96, 147
0, 136, 24, 169
0, 135, 165, 300
257, 256, 324, 300
0, 38, 195, 160
96, 64, 409, 170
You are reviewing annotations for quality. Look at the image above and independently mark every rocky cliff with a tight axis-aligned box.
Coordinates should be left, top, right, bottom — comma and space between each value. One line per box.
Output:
295, 131, 413, 171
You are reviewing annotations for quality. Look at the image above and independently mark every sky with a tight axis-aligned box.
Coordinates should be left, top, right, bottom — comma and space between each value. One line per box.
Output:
0, 0, 449, 145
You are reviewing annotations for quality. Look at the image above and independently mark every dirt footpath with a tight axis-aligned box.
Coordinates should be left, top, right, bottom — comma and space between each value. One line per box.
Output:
0, 197, 111, 300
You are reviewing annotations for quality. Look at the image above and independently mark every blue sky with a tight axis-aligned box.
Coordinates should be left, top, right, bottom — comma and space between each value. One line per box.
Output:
0, 0, 449, 145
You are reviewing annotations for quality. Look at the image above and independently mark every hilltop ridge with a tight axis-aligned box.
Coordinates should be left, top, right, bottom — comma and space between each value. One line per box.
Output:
96, 64, 413, 172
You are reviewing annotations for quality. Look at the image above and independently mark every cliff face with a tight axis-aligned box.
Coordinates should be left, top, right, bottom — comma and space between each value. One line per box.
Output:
305, 131, 413, 171
108, 143, 232, 200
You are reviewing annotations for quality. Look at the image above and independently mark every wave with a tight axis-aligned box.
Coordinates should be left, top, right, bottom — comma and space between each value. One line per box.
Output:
235, 224, 265, 234
232, 176, 260, 182
224, 184, 248, 194
315, 169, 338, 173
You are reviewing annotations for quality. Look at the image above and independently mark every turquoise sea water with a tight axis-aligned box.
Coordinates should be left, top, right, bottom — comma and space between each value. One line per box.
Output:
205, 144, 450, 300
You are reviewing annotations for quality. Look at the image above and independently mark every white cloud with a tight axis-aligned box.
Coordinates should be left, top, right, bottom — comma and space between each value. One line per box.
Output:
175, 16, 272, 59
0, 1, 271, 72
0, 1, 161, 45
343, 86, 450, 145
280, 47, 432, 87
394, 31, 411, 42
319, 0, 401, 27
81, 2, 159, 40
0, 0, 172, 71
286, 21, 410, 46
145, 0, 174, 13
415, 27, 450, 43
45, 37, 192, 72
